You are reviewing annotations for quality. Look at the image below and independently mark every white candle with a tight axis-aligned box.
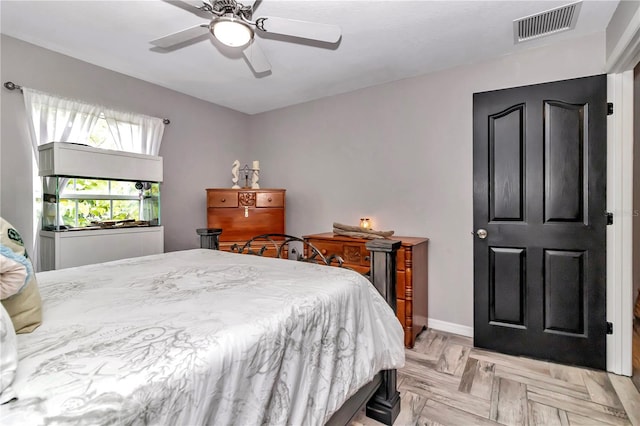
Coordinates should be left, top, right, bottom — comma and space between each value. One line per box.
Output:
253, 160, 260, 170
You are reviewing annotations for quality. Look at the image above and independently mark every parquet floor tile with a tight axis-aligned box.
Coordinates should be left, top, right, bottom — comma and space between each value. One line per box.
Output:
351, 329, 640, 426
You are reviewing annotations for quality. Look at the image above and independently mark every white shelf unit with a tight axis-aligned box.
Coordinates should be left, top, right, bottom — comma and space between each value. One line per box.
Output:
38, 142, 163, 181
40, 227, 164, 271
38, 142, 164, 271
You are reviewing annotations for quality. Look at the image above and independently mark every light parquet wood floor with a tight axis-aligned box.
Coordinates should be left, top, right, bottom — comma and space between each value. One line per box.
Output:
351, 329, 640, 426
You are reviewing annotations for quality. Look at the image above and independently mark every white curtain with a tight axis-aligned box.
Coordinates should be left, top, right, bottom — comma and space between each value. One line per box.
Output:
22, 88, 166, 270
23, 88, 102, 158
23, 88, 102, 270
103, 109, 165, 155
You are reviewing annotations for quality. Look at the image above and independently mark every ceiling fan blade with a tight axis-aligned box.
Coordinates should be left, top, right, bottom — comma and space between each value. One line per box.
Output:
244, 0, 262, 12
256, 16, 341, 43
243, 39, 271, 73
163, 0, 212, 19
150, 24, 209, 48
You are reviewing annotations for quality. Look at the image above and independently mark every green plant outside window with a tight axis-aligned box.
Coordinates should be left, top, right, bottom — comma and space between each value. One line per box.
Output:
51, 178, 159, 228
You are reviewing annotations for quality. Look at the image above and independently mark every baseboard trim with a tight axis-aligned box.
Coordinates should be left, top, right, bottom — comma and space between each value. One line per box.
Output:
425, 317, 474, 338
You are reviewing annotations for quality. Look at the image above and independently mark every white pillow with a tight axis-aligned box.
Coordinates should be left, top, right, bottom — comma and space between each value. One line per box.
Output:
0, 247, 32, 300
0, 303, 18, 404
0, 218, 43, 334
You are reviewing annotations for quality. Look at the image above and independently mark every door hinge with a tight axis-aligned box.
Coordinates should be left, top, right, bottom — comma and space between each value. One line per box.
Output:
606, 322, 613, 334
606, 212, 613, 225
607, 103, 614, 115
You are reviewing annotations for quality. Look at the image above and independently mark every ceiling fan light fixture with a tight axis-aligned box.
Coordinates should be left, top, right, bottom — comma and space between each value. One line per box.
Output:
210, 16, 253, 47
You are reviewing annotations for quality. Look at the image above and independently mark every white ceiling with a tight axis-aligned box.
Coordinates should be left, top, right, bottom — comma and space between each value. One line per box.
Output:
0, 0, 619, 115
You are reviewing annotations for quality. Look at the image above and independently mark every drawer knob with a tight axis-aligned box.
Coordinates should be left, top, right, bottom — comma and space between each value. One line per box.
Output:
364, 255, 370, 262
220, 198, 226, 202
321, 249, 327, 255
268, 197, 272, 202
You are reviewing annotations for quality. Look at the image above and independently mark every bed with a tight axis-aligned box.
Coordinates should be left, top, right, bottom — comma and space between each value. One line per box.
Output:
0, 237, 404, 425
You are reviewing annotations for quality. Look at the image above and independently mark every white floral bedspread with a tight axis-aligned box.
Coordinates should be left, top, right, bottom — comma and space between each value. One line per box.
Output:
0, 249, 404, 425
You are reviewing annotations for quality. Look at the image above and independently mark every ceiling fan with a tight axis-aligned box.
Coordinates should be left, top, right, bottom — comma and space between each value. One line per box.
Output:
151, 0, 342, 73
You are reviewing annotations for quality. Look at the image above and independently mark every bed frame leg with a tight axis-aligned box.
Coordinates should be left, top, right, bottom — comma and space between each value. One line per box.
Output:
365, 239, 402, 425
366, 369, 401, 425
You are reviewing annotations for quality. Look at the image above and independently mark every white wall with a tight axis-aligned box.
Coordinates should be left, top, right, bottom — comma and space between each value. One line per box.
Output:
0, 35, 249, 255
606, 0, 640, 62
248, 32, 607, 330
1, 31, 608, 331
634, 63, 640, 306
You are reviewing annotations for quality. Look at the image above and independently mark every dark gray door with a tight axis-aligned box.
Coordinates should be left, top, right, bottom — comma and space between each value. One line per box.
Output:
473, 75, 607, 370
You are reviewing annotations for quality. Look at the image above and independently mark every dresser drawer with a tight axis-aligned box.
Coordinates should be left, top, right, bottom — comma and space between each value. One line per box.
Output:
256, 192, 284, 207
309, 240, 344, 259
207, 191, 238, 208
344, 264, 369, 275
309, 239, 405, 298
343, 243, 368, 266
310, 240, 368, 266
207, 207, 284, 241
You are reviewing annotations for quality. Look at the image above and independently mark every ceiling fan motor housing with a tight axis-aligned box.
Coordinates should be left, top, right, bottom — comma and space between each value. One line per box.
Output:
211, 0, 252, 20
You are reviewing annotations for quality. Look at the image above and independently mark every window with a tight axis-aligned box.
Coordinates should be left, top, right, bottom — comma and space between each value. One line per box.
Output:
88, 116, 119, 151
34, 116, 139, 230
23, 87, 165, 269
60, 179, 140, 227
43, 177, 160, 230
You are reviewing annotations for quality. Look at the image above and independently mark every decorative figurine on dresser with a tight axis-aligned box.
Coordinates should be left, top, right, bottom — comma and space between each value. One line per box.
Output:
206, 160, 285, 256
304, 223, 428, 348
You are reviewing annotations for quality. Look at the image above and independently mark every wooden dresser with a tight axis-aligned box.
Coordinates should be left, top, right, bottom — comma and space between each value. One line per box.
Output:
206, 188, 285, 254
303, 232, 428, 348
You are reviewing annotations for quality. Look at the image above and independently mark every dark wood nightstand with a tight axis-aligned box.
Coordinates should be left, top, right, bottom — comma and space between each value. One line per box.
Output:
303, 232, 428, 348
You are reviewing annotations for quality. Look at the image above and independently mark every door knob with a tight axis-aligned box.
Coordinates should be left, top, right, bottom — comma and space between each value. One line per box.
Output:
476, 229, 488, 239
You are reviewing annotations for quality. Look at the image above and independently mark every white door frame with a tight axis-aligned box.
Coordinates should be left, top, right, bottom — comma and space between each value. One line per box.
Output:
606, 7, 640, 376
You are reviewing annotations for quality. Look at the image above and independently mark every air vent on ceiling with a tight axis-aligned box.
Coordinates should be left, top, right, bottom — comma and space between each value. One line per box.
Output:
514, 1, 582, 44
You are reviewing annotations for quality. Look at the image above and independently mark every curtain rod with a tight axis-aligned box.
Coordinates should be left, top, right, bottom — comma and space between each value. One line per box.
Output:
3, 81, 170, 125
